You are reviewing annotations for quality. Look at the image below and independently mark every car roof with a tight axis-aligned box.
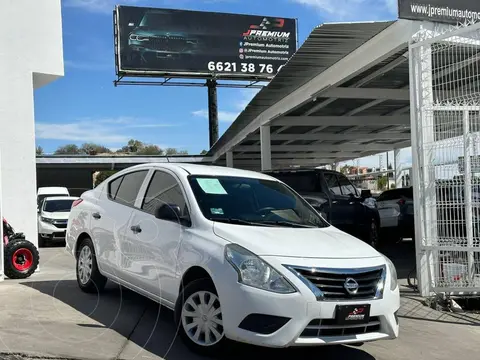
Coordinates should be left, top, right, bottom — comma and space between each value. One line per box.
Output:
43, 196, 78, 201
122, 163, 277, 181
37, 187, 69, 195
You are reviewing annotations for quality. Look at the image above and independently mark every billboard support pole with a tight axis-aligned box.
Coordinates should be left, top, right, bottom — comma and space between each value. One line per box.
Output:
207, 79, 219, 148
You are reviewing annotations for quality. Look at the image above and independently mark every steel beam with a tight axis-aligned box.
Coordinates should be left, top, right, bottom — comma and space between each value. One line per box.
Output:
322, 87, 410, 101
247, 132, 410, 141
260, 125, 271, 171
236, 141, 410, 152
272, 115, 410, 127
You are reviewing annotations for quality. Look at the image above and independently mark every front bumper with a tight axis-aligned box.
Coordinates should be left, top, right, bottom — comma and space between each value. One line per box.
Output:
38, 221, 67, 240
215, 256, 400, 348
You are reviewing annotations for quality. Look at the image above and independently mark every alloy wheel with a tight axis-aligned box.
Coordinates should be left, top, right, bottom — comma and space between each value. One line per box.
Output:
181, 290, 224, 347
78, 245, 93, 285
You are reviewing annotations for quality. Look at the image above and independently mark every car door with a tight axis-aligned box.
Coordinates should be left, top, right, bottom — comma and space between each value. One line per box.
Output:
90, 169, 149, 276
377, 189, 404, 228
122, 169, 190, 303
321, 172, 356, 233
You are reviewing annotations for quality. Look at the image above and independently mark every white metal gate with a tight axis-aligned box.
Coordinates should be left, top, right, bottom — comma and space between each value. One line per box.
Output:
410, 21, 480, 296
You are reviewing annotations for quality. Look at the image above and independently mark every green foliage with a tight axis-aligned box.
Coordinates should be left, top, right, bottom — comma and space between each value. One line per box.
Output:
36, 146, 44, 155
54, 139, 188, 156
377, 176, 388, 190
200, 150, 208, 155
94, 170, 117, 187
54, 144, 81, 155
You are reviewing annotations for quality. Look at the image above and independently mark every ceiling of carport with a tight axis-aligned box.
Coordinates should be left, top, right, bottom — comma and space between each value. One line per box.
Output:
209, 20, 416, 169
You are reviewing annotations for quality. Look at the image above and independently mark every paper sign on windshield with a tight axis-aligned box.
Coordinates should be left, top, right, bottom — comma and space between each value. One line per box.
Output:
196, 178, 228, 195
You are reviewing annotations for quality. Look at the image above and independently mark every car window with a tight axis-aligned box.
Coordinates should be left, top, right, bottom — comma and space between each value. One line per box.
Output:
377, 188, 413, 201
188, 175, 329, 228
112, 170, 149, 206
270, 172, 318, 193
43, 199, 75, 212
323, 173, 342, 196
109, 176, 123, 199
337, 174, 357, 196
142, 171, 188, 217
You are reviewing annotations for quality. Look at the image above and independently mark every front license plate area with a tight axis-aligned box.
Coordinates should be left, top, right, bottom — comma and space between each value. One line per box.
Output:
335, 304, 370, 325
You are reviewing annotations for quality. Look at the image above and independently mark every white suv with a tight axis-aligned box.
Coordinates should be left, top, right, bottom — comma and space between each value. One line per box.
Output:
66, 163, 399, 355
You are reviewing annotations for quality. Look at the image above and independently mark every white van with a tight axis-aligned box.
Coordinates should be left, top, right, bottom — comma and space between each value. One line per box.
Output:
37, 187, 70, 210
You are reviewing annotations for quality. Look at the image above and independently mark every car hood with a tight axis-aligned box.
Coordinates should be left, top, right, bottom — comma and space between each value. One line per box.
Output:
213, 222, 381, 259
132, 28, 189, 38
40, 211, 70, 220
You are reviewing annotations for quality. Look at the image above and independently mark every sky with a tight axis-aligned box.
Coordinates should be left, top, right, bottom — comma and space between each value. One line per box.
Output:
34, 0, 408, 167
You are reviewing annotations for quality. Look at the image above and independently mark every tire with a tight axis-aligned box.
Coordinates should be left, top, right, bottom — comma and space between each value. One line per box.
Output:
4, 239, 40, 279
76, 237, 107, 293
38, 235, 45, 248
366, 219, 380, 249
174, 278, 227, 356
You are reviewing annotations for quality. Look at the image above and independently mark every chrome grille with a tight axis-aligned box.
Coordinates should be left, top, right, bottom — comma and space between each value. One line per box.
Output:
150, 36, 187, 52
287, 266, 385, 300
300, 317, 381, 338
53, 220, 68, 229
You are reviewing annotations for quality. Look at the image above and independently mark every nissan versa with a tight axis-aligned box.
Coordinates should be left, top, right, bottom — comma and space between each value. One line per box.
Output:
66, 164, 400, 355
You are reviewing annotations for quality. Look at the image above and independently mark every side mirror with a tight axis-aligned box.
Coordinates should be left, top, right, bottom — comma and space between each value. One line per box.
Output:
154, 204, 190, 226
361, 189, 372, 199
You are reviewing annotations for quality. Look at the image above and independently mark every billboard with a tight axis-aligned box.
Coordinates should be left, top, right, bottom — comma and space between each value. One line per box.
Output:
398, 0, 480, 24
114, 6, 297, 80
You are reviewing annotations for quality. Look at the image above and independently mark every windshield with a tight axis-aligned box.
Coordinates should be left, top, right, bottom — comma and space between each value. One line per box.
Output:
188, 175, 330, 228
43, 199, 75, 213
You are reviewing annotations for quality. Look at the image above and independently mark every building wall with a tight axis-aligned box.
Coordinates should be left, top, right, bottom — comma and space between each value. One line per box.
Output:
37, 169, 94, 197
0, 0, 64, 247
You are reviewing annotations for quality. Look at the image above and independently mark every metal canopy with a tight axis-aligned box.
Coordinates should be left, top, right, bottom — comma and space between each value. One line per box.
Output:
208, 19, 426, 170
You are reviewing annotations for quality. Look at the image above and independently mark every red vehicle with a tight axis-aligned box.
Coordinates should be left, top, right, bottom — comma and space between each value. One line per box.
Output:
3, 218, 39, 279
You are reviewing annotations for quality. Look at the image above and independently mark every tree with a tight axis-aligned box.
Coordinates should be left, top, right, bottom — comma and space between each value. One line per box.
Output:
377, 176, 388, 191
36, 146, 44, 155
164, 148, 188, 156
54, 144, 81, 155
94, 170, 117, 187
200, 150, 208, 155
137, 144, 163, 155
81, 143, 111, 155
127, 139, 144, 153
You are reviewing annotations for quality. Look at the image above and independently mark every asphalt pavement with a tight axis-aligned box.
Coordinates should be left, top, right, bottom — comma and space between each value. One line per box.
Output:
0, 244, 479, 360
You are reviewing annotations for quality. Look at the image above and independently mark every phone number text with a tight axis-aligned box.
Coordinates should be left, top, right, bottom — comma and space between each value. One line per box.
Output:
207, 61, 275, 74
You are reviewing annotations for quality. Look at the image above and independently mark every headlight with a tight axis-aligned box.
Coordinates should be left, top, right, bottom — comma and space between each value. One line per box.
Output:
384, 256, 398, 291
225, 244, 296, 294
41, 217, 54, 224
129, 34, 149, 42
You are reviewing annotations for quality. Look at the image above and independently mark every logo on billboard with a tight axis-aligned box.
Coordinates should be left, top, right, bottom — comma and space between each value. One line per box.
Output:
242, 17, 291, 41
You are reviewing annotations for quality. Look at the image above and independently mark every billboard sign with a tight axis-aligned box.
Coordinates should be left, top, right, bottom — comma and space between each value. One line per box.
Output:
114, 6, 297, 80
398, 0, 480, 24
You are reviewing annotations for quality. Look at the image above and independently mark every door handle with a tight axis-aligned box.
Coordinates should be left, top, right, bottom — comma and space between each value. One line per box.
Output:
332, 201, 338, 204
349, 202, 355, 205
92, 212, 101, 220
130, 225, 142, 234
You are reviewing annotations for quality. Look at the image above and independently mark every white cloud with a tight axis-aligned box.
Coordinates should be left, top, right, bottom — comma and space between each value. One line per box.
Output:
192, 109, 239, 123
36, 117, 177, 144
291, 0, 397, 20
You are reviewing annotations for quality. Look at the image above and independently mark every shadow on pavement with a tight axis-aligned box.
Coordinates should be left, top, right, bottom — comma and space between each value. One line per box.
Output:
20, 279, 376, 360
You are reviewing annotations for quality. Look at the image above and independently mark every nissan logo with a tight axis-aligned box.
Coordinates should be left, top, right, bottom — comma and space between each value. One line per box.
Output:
344, 277, 359, 294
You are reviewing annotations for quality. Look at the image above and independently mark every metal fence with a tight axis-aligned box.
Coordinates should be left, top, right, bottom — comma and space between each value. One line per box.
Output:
410, 21, 480, 296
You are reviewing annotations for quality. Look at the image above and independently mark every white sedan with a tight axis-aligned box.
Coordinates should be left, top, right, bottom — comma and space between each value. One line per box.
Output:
66, 163, 400, 355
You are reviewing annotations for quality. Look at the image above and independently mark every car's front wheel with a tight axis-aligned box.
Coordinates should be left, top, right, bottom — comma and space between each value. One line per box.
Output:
76, 237, 107, 293
175, 278, 227, 355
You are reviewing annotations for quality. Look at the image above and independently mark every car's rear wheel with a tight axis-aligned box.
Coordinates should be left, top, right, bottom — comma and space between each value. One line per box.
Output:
175, 278, 227, 355
76, 237, 107, 293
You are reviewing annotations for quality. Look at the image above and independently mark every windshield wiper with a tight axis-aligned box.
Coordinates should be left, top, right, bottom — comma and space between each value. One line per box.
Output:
258, 220, 316, 228
210, 218, 273, 227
